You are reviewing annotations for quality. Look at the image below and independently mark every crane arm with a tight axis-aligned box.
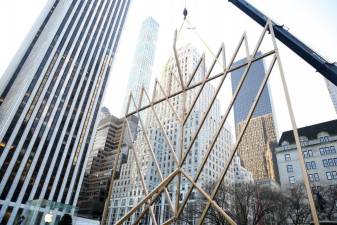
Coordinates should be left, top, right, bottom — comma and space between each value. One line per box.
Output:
229, 0, 337, 86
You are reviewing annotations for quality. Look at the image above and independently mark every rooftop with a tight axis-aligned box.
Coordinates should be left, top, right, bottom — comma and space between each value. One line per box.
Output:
278, 119, 337, 145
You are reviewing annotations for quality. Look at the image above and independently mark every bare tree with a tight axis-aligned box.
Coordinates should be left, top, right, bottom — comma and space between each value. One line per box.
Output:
283, 183, 311, 225
315, 185, 337, 221
177, 182, 337, 225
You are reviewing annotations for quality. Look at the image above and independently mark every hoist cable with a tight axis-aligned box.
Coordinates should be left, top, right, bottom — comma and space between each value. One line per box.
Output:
185, 18, 225, 69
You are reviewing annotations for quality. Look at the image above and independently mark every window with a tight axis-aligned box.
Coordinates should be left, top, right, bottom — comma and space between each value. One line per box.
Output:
308, 150, 313, 157
289, 176, 295, 184
325, 146, 331, 154
323, 158, 337, 167
287, 165, 293, 172
308, 174, 314, 182
331, 146, 336, 153
320, 136, 329, 143
320, 147, 325, 155
314, 173, 320, 181
303, 151, 308, 158
326, 172, 333, 180
285, 154, 291, 161
328, 159, 334, 166
306, 161, 317, 170
333, 171, 337, 179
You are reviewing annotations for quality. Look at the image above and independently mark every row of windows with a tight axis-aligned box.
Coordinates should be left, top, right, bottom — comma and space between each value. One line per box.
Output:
306, 161, 317, 170
289, 173, 320, 184
289, 172, 337, 184
284, 146, 336, 161
303, 149, 313, 158
319, 146, 336, 155
326, 171, 337, 180
322, 158, 337, 167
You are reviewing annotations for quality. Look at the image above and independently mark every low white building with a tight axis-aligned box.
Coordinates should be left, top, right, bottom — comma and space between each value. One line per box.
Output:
275, 119, 337, 188
233, 155, 254, 184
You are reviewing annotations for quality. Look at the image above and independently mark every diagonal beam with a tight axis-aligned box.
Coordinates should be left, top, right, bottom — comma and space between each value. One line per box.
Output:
142, 88, 179, 164
162, 217, 176, 225
186, 53, 205, 88
177, 22, 272, 218
101, 93, 133, 225
131, 190, 165, 225
173, 30, 186, 90
130, 92, 175, 213
183, 44, 225, 126
180, 170, 236, 225
179, 32, 248, 168
197, 54, 277, 225
267, 19, 320, 225
155, 79, 182, 124
125, 118, 158, 225
115, 169, 179, 225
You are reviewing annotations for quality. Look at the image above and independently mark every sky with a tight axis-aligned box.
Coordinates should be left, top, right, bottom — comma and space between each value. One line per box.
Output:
0, 0, 336, 139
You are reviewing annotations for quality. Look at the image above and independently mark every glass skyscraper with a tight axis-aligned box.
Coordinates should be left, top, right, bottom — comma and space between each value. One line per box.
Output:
231, 52, 273, 126
123, 17, 159, 113
230, 53, 279, 184
0, 0, 130, 223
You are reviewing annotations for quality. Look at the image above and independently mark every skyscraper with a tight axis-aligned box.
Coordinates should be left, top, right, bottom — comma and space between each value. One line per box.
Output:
123, 17, 159, 113
231, 52, 273, 126
108, 44, 235, 224
231, 53, 279, 184
0, 0, 131, 223
77, 110, 137, 219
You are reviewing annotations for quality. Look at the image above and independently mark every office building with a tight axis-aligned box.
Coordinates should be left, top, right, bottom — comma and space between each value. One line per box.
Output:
0, 0, 131, 223
276, 119, 337, 188
108, 44, 235, 224
230, 52, 273, 127
231, 54, 279, 183
123, 17, 159, 113
78, 112, 137, 219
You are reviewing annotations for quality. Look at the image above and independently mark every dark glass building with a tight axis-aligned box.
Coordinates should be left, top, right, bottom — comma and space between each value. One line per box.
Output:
231, 53, 279, 184
231, 52, 273, 126
0, 0, 131, 223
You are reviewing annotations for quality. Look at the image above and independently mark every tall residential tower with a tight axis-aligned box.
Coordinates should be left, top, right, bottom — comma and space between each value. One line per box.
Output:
0, 0, 131, 223
123, 17, 159, 113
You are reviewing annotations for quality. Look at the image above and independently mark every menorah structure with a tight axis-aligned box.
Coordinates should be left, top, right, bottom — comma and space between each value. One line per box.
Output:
101, 19, 319, 225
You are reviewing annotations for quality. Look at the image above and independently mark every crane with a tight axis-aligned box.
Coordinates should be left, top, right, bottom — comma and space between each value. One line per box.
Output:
228, 0, 337, 86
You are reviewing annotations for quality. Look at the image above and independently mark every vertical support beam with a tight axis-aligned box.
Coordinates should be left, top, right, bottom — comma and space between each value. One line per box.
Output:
197, 55, 277, 225
267, 19, 320, 225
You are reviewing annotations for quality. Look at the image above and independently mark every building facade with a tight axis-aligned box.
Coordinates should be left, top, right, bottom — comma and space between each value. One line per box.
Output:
231, 54, 279, 183
108, 44, 235, 224
0, 0, 131, 223
276, 119, 337, 188
230, 52, 273, 127
233, 155, 254, 184
78, 112, 137, 219
236, 114, 279, 183
123, 17, 159, 113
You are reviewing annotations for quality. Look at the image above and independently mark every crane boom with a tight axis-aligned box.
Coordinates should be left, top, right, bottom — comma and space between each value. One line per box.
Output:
229, 0, 337, 86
